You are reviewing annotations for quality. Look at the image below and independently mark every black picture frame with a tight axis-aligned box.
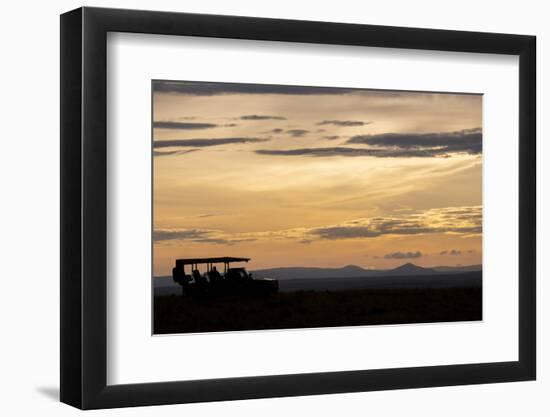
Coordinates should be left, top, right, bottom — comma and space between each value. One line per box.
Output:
60, 6, 536, 410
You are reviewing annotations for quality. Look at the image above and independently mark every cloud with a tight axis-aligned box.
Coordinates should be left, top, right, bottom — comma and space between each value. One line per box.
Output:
286, 129, 309, 137
317, 120, 371, 127
309, 206, 482, 240
347, 128, 482, 155
153, 121, 218, 130
154, 229, 210, 241
240, 115, 286, 120
153, 149, 199, 157
154, 137, 268, 148
384, 251, 422, 259
310, 226, 382, 239
264, 128, 284, 134
255, 147, 457, 158
256, 128, 482, 158
153, 228, 256, 245
155, 206, 481, 247
440, 249, 463, 256
152, 81, 361, 96
192, 237, 256, 245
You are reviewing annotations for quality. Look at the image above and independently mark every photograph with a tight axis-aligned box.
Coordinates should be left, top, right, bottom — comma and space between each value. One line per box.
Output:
152, 80, 483, 334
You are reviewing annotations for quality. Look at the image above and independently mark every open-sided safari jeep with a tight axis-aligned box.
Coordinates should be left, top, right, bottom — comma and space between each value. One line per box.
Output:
172, 257, 278, 297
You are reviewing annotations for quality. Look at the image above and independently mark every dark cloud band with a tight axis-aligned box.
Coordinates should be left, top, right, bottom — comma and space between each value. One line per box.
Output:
153, 81, 360, 96
286, 129, 309, 137
240, 115, 286, 120
318, 120, 371, 127
347, 128, 482, 155
153, 149, 199, 157
256, 128, 482, 158
154, 137, 268, 148
153, 121, 218, 130
264, 128, 284, 134
256, 146, 456, 158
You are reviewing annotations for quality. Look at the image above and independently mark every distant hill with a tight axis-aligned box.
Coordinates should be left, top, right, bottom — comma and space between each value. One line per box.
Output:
153, 263, 482, 295
251, 265, 377, 280
386, 262, 436, 275
251, 263, 481, 280
433, 264, 482, 273
153, 263, 483, 289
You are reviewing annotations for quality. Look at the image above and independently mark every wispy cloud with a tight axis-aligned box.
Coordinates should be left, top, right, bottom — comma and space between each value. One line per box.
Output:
153, 121, 218, 130
264, 128, 285, 134
154, 229, 210, 241
286, 129, 309, 137
317, 120, 371, 127
309, 206, 482, 240
440, 249, 463, 256
153, 228, 257, 245
240, 115, 287, 120
347, 128, 482, 155
256, 128, 482, 158
255, 147, 459, 158
154, 206, 481, 246
384, 251, 422, 259
153, 149, 199, 157
154, 137, 268, 148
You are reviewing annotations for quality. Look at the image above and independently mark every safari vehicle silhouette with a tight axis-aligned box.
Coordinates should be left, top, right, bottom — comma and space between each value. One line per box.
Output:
172, 257, 279, 297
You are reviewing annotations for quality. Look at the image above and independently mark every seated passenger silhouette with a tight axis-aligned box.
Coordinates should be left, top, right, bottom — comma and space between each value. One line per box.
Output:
192, 269, 205, 285
208, 266, 222, 283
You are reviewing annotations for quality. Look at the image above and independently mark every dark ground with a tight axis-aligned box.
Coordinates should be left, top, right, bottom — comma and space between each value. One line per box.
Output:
154, 286, 482, 334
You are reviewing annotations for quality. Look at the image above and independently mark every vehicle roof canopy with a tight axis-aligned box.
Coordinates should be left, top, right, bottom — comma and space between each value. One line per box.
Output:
175, 257, 250, 266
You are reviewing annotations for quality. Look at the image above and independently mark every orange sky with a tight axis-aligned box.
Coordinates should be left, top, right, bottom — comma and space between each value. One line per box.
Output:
152, 81, 482, 275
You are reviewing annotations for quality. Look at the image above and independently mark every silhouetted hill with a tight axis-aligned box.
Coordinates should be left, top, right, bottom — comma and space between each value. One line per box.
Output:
154, 266, 482, 296
251, 265, 378, 280
153, 263, 483, 295
155, 264, 481, 284
251, 263, 481, 280
387, 262, 436, 275
433, 264, 482, 272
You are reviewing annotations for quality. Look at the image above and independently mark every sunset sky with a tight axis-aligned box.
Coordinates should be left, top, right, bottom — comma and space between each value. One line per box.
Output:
152, 81, 482, 275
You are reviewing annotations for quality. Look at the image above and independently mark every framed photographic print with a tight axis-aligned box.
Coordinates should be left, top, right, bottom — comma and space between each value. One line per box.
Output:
151, 80, 485, 334
60, 7, 536, 409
